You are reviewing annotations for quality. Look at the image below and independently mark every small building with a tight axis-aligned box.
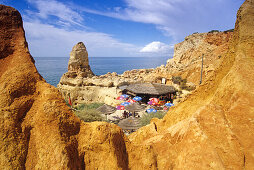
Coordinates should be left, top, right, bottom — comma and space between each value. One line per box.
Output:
120, 83, 176, 103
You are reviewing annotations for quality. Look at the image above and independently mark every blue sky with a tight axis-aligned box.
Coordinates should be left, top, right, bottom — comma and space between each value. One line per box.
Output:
1, 0, 244, 57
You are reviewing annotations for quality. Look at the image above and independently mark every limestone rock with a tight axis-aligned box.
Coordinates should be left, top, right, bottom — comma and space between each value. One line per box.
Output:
165, 31, 233, 84
68, 42, 94, 77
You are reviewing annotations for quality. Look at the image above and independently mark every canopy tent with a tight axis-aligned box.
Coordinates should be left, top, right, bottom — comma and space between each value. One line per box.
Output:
117, 117, 141, 132
97, 104, 116, 119
124, 83, 176, 95
120, 83, 176, 103
125, 102, 146, 112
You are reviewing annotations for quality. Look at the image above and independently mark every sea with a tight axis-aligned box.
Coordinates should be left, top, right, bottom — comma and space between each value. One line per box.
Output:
34, 57, 170, 87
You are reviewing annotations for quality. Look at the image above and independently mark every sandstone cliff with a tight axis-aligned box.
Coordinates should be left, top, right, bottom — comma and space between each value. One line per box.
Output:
1, 0, 254, 169
0, 5, 129, 169
165, 31, 233, 84
128, 0, 254, 169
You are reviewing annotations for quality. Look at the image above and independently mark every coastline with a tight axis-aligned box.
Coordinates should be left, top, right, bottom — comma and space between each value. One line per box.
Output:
34, 56, 170, 87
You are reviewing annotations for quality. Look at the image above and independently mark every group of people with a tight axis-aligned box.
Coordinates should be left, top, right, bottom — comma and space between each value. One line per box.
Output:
122, 110, 138, 118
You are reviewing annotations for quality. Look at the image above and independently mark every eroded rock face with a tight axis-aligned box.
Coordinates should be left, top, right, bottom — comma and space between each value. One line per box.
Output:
128, 0, 254, 169
67, 42, 94, 77
165, 31, 233, 84
0, 5, 128, 169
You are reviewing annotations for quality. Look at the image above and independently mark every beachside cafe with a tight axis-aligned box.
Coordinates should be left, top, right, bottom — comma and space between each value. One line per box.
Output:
120, 83, 176, 103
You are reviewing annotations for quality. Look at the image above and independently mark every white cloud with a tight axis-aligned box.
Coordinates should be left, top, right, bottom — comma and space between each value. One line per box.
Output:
21, 0, 243, 58
140, 41, 173, 54
23, 0, 145, 57
26, 0, 84, 27
81, 0, 243, 41
24, 21, 142, 57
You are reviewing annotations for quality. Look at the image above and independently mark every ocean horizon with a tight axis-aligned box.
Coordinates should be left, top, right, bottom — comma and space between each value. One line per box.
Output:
34, 56, 171, 87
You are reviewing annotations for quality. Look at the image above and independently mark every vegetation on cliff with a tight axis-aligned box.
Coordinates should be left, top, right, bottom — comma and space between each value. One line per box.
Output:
140, 111, 166, 126
74, 103, 105, 122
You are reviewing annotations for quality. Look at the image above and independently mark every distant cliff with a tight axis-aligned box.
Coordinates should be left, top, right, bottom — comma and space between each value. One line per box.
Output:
165, 31, 233, 84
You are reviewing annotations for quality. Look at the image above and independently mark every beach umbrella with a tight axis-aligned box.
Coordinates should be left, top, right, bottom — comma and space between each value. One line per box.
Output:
133, 96, 142, 101
163, 106, 169, 111
118, 117, 141, 131
121, 94, 129, 99
146, 108, 157, 113
149, 98, 159, 103
147, 101, 157, 106
127, 99, 137, 103
97, 104, 117, 120
121, 102, 131, 106
125, 103, 146, 112
116, 105, 125, 110
147, 101, 153, 105
116, 96, 125, 100
165, 103, 174, 107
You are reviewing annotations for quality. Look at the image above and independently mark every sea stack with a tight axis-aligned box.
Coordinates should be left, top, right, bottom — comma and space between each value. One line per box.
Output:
67, 42, 94, 77
58, 42, 121, 105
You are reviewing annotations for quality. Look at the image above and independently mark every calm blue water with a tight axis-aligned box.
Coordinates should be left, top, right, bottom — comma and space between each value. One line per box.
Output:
34, 57, 170, 87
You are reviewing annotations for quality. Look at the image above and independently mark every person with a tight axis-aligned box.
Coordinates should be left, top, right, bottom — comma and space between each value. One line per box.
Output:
123, 111, 127, 118
129, 112, 132, 117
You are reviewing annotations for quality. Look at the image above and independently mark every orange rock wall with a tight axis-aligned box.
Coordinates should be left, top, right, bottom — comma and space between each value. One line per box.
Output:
0, 5, 128, 170
128, 0, 254, 169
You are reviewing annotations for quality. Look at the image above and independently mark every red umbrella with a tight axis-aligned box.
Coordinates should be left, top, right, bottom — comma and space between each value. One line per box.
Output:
116, 96, 125, 100
127, 99, 137, 103
149, 98, 159, 103
116, 105, 125, 110
147, 101, 157, 106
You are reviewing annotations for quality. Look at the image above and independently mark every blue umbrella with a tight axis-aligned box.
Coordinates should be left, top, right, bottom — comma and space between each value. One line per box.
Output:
121, 102, 131, 106
146, 108, 157, 113
121, 94, 129, 99
165, 103, 174, 107
133, 96, 142, 101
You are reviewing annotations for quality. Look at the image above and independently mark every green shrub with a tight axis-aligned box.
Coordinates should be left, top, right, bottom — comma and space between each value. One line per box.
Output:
65, 99, 71, 107
75, 109, 105, 122
172, 76, 182, 85
140, 111, 166, 126
75, 103, 104, 111
224, 29, 234, 33
208, 30, 220, 33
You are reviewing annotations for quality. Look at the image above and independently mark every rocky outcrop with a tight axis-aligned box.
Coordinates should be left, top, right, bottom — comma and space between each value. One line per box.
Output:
1, 0, 254, 169
67, 42, 94, 77
0, 5, 128, 169
165, 31, 233, 84
128, 0, 254, 169
58, 31, 233, 105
